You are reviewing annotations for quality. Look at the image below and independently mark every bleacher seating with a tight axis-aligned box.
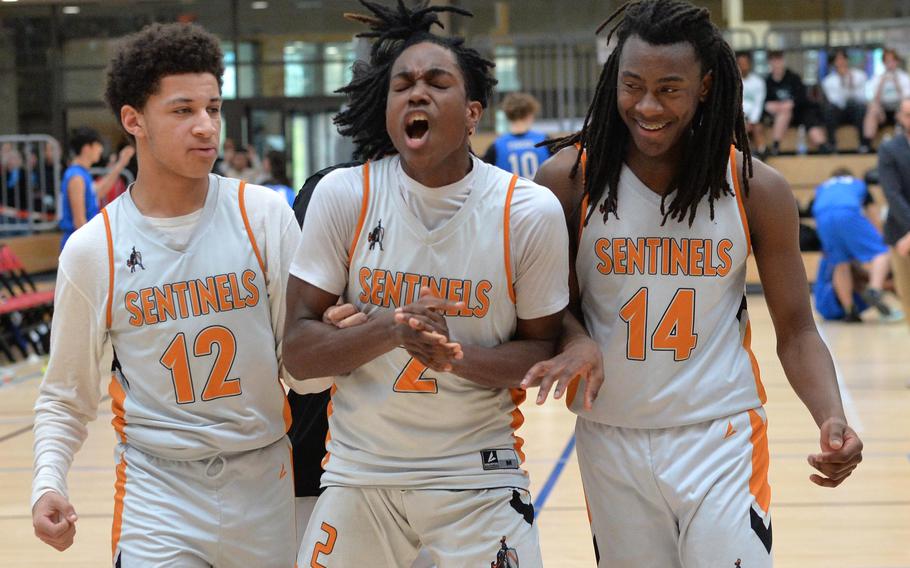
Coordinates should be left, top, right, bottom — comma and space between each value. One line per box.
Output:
0, 244, 53, 362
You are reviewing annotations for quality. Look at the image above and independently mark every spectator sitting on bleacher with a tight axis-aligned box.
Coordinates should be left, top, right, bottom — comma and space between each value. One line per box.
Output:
764, 50, 830, 155
737, 51, 767, 156
822, 48, 870, 153
863, 48, 910, 149
812, 168, 897, 321
59, 127, 134, 249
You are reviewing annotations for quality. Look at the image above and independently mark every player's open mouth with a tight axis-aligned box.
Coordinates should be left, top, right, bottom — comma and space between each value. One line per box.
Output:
636, 119, 670, 131
405, 112, 430, 140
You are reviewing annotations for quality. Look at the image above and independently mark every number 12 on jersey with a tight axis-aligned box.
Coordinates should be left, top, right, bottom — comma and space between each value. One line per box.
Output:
160, 325, 242, 404
618, 287, 698, 361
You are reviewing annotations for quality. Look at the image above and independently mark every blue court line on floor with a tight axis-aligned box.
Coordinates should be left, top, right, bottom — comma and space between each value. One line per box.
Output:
533, 433, 576, 518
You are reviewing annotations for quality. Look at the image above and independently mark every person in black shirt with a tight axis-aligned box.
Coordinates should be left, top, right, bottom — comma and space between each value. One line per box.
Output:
764, 50, 829, 154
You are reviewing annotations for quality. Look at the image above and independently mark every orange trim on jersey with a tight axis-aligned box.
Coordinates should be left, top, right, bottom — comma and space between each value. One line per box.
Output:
109, 375, 127, 444
281, 394, 293, 437
321, 384, 338, 468
348, 162, 371, 265
574, 144, 589, 243
111, 451, 127, 561
564, 375, 581, 409
509, 388, 527, 463
101, 208, 114, 329
503, 174, 520, 304
729, 146, 752, 256
748, 409, 772, 514
577, 194, 589, 245
238, 181, 267, 276
743, 320, 767, 404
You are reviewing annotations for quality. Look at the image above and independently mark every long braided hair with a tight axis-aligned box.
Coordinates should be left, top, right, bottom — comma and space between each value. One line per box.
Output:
336, 0, 497, 161
551, 0, 752, 226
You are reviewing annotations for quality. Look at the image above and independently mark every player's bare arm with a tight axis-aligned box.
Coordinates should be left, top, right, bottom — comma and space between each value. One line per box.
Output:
66, 175, 88, 228
517, 146, 605, 410
444, 308, 565, 389
283, 277, 462, 378
743, 153, 864, 487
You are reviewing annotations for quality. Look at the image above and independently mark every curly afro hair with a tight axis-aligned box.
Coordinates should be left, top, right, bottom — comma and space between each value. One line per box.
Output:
104, 23, 224, 123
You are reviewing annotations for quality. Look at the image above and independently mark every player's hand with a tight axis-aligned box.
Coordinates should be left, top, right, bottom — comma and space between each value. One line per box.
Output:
322, 303, 368, 329
520, 337, 603, 410
393, 287, 463, 371
32, 491, 78, 551
807, 417, 863, 488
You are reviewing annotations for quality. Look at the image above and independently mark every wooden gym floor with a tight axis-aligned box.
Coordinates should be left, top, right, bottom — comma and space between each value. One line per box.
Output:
0, 295, 908, 567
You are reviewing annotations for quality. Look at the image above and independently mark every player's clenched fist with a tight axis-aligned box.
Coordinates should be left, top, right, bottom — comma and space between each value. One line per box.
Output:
32, 491, 78, 551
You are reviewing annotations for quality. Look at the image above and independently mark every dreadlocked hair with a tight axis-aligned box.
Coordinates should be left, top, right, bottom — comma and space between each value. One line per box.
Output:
335, 0, 497, 161
549, 0, 752, 227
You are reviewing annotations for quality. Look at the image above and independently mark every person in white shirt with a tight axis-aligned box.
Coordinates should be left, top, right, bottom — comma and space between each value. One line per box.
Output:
737, 51, 767, 155
864, 47, 910, 147
283, 2, 571, 566
822, 48, 870, 152
31, 23, 306, 567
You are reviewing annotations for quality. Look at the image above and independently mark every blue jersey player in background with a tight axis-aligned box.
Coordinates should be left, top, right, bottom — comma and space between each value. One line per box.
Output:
482, 92, 551, 178
811, 168, 898, 321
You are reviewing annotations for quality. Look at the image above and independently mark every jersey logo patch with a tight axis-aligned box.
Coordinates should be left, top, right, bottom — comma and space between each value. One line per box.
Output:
368, 219, 385, 251
279, 462, 287, 480
481, 449, 519, 471
723, 421, 737, 439
126, 246, 145, 272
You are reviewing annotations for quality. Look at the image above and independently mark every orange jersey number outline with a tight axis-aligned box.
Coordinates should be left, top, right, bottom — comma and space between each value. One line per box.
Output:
310, 521, 338, 568
619, 287, 698, 362
160, 325, 242, 404
393, 357, 439, 394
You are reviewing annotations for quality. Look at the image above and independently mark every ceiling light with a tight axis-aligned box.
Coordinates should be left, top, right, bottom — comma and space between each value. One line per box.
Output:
62, 6, 80, 14
251, 1, 268, 9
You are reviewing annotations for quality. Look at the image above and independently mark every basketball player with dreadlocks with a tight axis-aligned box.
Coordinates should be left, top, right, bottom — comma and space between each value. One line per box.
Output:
283, 1, 569, 566
522, 1, 864, 566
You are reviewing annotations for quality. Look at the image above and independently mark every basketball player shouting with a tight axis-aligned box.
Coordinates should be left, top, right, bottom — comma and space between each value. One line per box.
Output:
283, 2, 570, 566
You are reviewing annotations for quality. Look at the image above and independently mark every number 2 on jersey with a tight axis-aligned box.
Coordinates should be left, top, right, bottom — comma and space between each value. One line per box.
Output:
393, 357, 438, 393
160, 325, 241, 404
619, 288, 698, 361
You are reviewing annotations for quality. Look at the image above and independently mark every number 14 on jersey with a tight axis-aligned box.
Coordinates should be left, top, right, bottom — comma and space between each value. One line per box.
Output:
619, 287, 698, 362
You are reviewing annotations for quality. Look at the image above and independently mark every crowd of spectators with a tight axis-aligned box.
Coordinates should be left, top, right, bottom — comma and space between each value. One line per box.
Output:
738, 46, 910, 157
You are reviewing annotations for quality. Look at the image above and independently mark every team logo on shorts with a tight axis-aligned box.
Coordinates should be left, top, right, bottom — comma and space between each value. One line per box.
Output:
126, 246, 145, 272
368, 219, 385, 251
491, 536, 519, 568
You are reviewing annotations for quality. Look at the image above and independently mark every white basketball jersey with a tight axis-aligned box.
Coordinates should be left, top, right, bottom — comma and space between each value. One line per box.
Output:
322, 156, 529, 490
571, 149, 765, 428
101, 175, 291, 459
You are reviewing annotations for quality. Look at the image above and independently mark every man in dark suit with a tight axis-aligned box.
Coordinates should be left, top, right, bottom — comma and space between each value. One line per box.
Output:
877, 97, 910, 331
